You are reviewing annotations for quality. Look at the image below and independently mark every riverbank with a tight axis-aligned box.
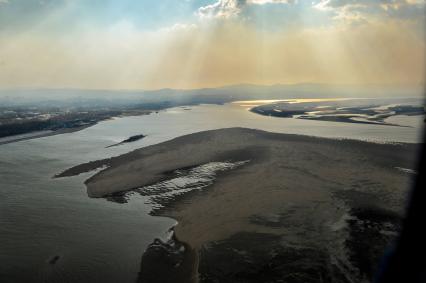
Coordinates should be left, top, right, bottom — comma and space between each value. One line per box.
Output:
0, 124, 96, 145
0, 110, 152, 146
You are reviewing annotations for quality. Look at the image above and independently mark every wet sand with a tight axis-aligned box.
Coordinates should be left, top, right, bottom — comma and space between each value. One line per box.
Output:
56, 128, 419, 282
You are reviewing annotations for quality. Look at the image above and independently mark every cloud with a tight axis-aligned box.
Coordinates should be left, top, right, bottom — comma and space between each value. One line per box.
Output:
249, 0, 294, 3
197, 0, 244, 19
160, 22, 198, 33
197, 0, 294, 19
315, 0, 424, 9
0, 19, 424, 89
0, 1, 424, 90
197, 0, 424, 27
314, 0, 425, 24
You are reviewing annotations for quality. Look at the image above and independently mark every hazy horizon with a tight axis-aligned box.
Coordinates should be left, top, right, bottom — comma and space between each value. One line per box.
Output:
1, 0, 425, 90
0, 81, 425, 92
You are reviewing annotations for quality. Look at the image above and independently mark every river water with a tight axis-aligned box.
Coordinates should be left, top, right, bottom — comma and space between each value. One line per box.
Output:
0, 102, 424, 282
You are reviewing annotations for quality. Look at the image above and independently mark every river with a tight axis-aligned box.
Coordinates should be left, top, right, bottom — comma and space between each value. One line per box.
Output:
0, 102, 423, 282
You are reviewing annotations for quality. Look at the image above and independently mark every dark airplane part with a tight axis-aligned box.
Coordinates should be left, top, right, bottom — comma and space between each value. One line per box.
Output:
376, 130, 426, 283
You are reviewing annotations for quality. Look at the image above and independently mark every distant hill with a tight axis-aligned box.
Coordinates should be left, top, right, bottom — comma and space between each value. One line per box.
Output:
0, 83, 423, 108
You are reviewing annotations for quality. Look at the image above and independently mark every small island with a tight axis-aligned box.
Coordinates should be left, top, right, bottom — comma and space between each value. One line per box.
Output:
250, 101, 425, 127
106, 134, 146, 148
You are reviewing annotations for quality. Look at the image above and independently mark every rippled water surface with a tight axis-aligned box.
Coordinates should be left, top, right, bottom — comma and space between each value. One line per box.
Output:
0, 102, 424, 282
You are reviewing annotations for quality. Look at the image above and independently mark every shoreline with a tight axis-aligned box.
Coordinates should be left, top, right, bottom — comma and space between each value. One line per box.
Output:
0, 124, 95, 146
57, 128, 420, 282
0, 111, 153, 146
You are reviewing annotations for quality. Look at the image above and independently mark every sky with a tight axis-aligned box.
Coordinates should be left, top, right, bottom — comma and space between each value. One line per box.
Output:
0, 0, 425, 90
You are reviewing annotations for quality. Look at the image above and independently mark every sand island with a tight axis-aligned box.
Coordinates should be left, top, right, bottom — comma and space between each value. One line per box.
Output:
56, 128, 419, 283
